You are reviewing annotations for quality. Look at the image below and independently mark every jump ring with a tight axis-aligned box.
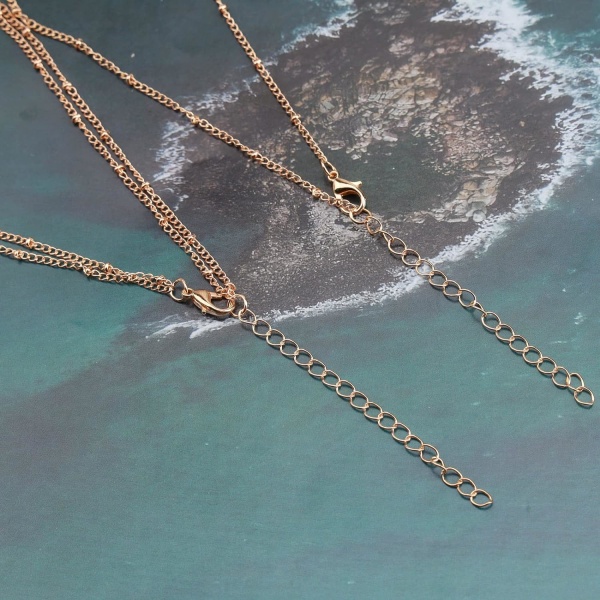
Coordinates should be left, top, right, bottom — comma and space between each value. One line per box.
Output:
366, 216, 383, 235
251, 319, 271, 338
387, 236, 407, 257
456, 477, 476, 498
522, 345, 543, 366
415, 258, 435, 277
567, 372, 585, 392
349, 390, 369, 411
419, 443, 441, 465
401, 249, 421, 267
320, 369, 341, 389
574, 386, 595, 408
442, 279, 462, 298
481, 311, 501, 332
307, 359, 326, 378
428, 269, 448, 289
376, 411, 399, 432
404, 434, 425, 454
169, 278, 190, 302
469, 489, 493, 509
551, 365, 571, 389
293, 349, 313, 368
265, 329, 285, 348
495, 324, 515, 343
458, 288, 477, 308
335, 379, 356, 400
508, 334, 528, 354
536, 357, 558, 376
349, 208, 372, 225
231, 293, 248, 318
280, 339, 300, 357
363, 401, 384, 422
238, 308, 257, 325
391, 422, 411, 444
441, 467, 462, 488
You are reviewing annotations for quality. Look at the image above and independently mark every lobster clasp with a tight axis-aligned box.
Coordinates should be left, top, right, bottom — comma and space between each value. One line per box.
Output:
331, 177, 367, 215
190, 289, 235, 318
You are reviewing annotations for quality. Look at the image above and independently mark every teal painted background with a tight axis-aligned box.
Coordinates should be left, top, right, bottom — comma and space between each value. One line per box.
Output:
1, 1, 599, 598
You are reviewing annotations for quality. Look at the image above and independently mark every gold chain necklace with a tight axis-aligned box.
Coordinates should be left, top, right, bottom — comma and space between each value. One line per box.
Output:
0, 1, 593, 508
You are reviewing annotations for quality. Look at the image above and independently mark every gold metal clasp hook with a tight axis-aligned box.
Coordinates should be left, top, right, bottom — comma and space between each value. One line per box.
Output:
190, 289, 235, 318
331, 177, 367, 215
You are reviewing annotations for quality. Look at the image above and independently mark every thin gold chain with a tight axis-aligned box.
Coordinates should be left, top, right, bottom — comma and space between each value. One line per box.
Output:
0, 1, 235, 296
0, 1, 495, 508
7, 0, 593, 408
213, 0, 338, 179
12, 0, 343, 206
0, 230, 174, 292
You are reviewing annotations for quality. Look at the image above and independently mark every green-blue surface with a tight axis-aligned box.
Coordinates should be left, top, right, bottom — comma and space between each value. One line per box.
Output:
1, 1, 599, 598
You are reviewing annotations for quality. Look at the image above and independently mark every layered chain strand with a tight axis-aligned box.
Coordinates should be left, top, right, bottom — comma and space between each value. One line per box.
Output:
16, 3, 340, 207
212, 0, 338, 178
0, 230, 174, 292
0, 0, 496, 508
9, 0, 592, 406
0, 2, 233, 297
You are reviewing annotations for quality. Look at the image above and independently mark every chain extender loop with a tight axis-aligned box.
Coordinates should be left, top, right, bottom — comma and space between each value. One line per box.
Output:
0, 226, 496, 508
355, 216, 594, 407
0, 218, 494, 507
232, 299, 493, 509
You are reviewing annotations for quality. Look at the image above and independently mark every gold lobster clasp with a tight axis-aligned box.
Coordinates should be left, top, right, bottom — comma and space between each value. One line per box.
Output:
331, 176, 367, 215
190, 289, 235, 318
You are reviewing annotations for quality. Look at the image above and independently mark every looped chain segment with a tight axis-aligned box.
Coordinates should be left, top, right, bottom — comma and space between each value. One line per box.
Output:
235, 304, 493, 509
357, 216, 594, 408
